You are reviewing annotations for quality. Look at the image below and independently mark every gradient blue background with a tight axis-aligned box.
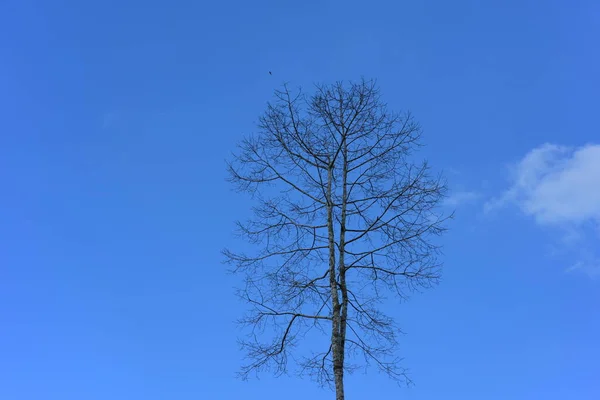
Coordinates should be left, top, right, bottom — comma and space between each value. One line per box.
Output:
1, 0, 598, 399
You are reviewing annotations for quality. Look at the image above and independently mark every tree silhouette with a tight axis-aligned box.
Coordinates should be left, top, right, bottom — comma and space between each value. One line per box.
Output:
224, 78, 450, 400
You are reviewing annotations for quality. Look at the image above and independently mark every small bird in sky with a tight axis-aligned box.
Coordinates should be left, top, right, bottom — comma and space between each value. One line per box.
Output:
269, 71, 272, 75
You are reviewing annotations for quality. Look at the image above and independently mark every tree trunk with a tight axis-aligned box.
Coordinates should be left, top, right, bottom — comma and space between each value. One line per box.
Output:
327, 164, 344, 400
337, 137, 349, 400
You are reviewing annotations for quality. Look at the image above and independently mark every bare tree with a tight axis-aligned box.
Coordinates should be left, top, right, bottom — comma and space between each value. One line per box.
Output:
224, 79, 450, 400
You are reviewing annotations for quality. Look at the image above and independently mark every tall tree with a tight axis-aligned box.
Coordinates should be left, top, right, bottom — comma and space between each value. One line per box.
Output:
224, 79, 450, 400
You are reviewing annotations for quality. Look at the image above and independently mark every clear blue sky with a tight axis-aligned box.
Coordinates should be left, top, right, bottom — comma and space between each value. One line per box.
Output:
1, 0, 599, 399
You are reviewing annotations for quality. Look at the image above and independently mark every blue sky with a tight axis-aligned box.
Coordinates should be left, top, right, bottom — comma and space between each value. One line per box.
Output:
1, 0, 599, 398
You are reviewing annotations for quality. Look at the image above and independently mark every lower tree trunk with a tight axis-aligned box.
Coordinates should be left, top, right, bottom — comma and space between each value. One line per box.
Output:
333, 344, 345, 400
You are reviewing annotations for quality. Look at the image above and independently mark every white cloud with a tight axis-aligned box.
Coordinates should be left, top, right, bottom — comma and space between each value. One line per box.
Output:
486, 143, 600, 224
488, 143, 600, 277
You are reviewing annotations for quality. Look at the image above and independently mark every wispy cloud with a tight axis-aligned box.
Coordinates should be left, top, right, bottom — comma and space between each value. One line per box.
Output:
487, 143, 600, 277
444, 190, 481, 208
567, 258, 600, 278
